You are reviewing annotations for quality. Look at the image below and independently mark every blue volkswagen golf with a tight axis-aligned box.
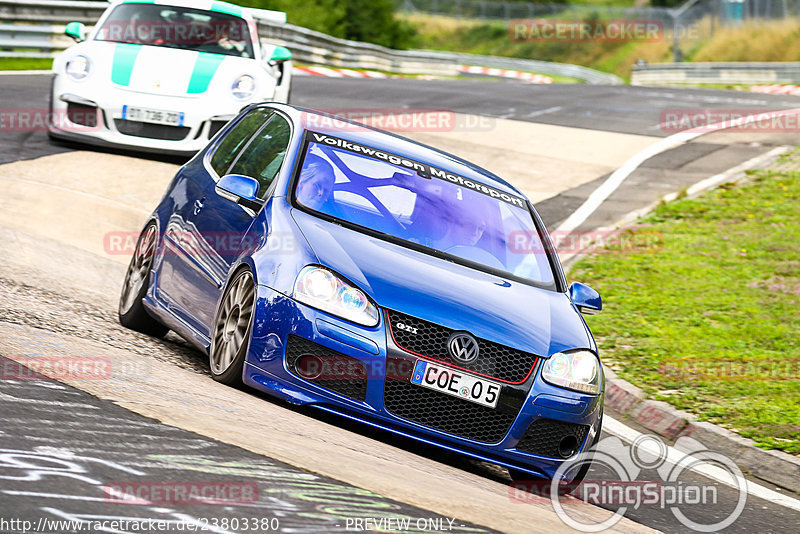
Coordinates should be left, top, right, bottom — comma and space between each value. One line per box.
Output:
119, 103, 604, 482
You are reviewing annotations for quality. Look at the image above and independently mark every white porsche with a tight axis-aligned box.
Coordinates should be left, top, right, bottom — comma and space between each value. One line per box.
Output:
49, 0, 293, 156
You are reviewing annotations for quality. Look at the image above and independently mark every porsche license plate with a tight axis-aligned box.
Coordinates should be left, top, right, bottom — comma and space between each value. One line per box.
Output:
410, 360, 500, 408
122, 105, 184, 126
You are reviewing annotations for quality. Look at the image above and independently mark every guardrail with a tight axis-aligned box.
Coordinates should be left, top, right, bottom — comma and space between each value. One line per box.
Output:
632, 62, 800, 85
0, 0, 105, 23
255, 20, 621, 84
0, 22, 73, 57
0, 0, 621, 84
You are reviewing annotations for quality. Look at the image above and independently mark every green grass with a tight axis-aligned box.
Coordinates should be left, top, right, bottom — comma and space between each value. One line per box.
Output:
406, 15, 800, 81
0, 58, 53, 71
569, 152, 800, 454
406, 14, 673, 81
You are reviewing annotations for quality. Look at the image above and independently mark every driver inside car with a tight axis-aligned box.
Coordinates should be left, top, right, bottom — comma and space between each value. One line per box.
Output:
436, 213, 486, 250
296, 153, 336, 211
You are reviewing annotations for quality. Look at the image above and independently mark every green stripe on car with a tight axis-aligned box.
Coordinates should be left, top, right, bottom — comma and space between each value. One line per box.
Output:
211, 1, 242, 16
111, 43, 141, 87
187, 53, 225, 94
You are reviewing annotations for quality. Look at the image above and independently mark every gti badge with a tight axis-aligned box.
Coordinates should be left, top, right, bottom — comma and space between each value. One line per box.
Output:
447, 332, 479, 364
395, 322, 418, 335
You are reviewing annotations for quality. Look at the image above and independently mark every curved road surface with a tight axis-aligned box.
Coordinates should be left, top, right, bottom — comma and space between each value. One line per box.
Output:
1, 73, 799, 533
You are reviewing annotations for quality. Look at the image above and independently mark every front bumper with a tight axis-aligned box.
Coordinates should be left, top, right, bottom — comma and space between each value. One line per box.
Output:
48, 75, 255, 156
243, 286, 604, 481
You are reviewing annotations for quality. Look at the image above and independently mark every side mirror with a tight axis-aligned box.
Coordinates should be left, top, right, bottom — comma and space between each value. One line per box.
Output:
65, 22, 86, 42
215, 174, 262, 211
569, 282, 602, 315
268, 46, 292, 64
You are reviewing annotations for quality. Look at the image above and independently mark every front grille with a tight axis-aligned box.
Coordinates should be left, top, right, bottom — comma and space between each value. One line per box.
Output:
114, 119, 190, 141
208, 120, 229, 138
285, 335, 367, 402
387, 310, 538, 384
66, 103, 98, 127
383, 378, 517, 443
516, 418, 590, 458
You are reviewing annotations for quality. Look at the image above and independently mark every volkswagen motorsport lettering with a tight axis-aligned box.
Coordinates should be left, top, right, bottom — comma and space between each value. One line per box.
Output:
309, 132, 527, 208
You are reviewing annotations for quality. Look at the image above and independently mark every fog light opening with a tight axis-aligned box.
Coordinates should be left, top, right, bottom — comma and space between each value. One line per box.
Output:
296, 355, 323, 380
558, 435, 579, 458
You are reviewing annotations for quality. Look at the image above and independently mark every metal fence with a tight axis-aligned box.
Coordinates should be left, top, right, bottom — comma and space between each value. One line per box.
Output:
632, 61, 800, 85
0, 0, 106, 23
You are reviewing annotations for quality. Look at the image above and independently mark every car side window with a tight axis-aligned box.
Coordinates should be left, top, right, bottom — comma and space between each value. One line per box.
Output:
227, 114, 291, 200
210, 108, 273, 177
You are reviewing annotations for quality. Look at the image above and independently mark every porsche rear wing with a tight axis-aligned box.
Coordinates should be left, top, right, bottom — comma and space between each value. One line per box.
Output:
245, 8, 286, 25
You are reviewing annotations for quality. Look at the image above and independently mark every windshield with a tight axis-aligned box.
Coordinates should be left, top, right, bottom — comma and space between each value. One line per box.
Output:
293, 132, 556, 288
95, 3, 254, 59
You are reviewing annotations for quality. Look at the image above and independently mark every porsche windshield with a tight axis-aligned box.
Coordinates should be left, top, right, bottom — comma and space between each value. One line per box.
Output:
293, 133, 556, 288
95, 3, 254, 58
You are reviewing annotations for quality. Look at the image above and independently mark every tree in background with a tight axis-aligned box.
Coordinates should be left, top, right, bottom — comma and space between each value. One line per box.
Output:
238, 0, 416, 49
340, 0, 417, 49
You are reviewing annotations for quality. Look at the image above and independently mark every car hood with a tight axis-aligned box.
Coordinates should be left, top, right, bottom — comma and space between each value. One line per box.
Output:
291, 210, 591, 357
70, 41, 257, 97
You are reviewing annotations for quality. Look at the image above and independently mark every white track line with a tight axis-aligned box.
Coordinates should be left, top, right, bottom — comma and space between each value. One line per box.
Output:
525, 106, 563, 119
605, 416, 800, 512
555, 107, 800, 236
566, 108, 800, 512
572, 145, 791, 252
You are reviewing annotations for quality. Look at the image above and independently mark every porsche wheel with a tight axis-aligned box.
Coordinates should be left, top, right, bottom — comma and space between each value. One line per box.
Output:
209, 269, 255, 386
119, 223, 169, 337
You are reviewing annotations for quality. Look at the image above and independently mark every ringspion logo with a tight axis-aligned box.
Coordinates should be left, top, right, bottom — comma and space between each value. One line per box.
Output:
510, 434, 747, 532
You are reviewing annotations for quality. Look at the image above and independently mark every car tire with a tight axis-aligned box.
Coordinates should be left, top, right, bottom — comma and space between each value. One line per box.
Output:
209, 268, 255, 386
119, 223, 169, 338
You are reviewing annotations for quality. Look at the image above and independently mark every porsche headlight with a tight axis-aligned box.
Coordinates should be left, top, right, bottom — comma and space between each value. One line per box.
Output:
65, 55, 90, 80
231, 74, 255, 100
542, 350, 602, 394
293, 266, 379, 327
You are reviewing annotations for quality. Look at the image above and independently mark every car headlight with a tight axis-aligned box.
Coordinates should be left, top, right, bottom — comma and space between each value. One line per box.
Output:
231, 74, 255, 100
542, 350, 602, 394
293, 266, 379, 327
65, 55, 90, 80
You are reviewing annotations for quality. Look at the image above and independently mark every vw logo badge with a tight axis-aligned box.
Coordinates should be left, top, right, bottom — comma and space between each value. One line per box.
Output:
447, 332, 479, 364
